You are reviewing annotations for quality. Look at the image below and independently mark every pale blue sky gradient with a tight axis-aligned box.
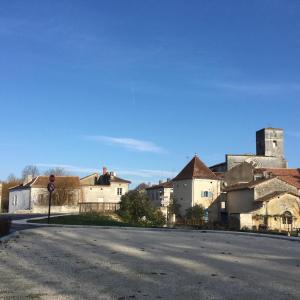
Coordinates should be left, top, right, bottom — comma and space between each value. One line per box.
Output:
1, 0, 300, 185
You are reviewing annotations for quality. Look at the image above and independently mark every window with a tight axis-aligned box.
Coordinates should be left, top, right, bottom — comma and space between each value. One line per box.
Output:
117, 188, 123, 196
273, 140, 277, 148
221, 202, 226, 209
12, 195, 18, 206
282, 211, 292, 225
201, 191, 212, 198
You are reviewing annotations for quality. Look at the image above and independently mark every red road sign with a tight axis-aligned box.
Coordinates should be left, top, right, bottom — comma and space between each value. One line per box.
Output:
49, 174, 55, 183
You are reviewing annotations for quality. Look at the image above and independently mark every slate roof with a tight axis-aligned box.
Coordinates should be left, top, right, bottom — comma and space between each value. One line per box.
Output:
110, 176, 131, 184
146, 181, 173, 190
80, 173, 131, 186
173, 155, 217, 181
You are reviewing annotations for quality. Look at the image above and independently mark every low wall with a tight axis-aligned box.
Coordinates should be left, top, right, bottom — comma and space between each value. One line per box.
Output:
240, 213, 254, 229
32, 205, 79, 214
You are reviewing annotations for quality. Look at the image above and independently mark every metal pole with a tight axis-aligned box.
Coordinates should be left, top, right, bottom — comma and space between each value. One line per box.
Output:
48, 191, 52, 224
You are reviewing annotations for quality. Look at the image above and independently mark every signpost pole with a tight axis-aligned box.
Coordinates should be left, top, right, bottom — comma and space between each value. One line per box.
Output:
47, 175, 56, 224
48, 191, 52, 224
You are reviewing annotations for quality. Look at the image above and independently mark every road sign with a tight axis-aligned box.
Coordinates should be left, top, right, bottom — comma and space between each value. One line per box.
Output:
49, 174, 55, 183
47, 183, 55, 193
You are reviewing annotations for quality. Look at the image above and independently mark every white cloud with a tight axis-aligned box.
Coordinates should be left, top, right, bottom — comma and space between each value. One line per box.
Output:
85, 135, 165, 153
212, 82, 300, 94
36, 163, 98, 174
36, 163, 176, 179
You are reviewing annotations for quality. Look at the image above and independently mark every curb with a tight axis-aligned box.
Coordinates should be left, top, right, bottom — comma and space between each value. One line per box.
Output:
20, 218, 300, 243
0, 231, 19, 243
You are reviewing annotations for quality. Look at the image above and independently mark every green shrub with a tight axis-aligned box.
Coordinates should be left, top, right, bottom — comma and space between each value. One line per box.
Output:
119, 191, 166, 226
185, 205, 205, 220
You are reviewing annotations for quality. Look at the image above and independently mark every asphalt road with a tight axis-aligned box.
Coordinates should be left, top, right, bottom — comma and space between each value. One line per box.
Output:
0, 226, 299, 299
0, 213, 58, 233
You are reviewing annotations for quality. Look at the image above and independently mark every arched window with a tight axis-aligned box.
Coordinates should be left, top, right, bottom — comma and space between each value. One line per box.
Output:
282, 211, 293, 225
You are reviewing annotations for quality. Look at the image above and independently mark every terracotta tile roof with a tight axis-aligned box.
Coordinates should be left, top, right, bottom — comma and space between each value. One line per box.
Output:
255, 168, 300, 177
278, 176, 300, 189
255, 191, 299, 203
225, 178, 274, 191
255, 168, 300, 189
173, 155, 218, 181
10, 176, 81, 190
146, 181, 173, 190
214, 172, 224, 179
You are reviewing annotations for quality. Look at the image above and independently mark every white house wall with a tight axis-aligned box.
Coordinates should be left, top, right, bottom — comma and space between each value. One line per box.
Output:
81, 182, 129, 203
173, 180, 193, 216
9, 189, 31, 213
192, 179, 220, 208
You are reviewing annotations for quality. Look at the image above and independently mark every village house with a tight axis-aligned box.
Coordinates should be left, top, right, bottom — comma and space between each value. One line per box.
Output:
210, 128, 287, 172
173, 155, 221, 221
9, 176, 81, 213
146, 179, 173, 218
80, 167, 131, 212
222, 161, 300, 231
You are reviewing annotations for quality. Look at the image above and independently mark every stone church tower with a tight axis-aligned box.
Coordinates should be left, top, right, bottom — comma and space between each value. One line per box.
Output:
256, 128, 284, 158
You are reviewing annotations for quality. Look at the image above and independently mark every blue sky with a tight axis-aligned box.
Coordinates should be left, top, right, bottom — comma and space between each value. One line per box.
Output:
1, 0, 300, 186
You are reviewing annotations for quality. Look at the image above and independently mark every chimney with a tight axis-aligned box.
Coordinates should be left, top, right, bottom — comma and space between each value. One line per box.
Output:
24, 175, 33, 185
167, 178, 171, 182
159, 180, 163, 185
103, 167, 108, 175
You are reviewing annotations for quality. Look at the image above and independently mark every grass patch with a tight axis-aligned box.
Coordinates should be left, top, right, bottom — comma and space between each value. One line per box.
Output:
28, 213, 140, 227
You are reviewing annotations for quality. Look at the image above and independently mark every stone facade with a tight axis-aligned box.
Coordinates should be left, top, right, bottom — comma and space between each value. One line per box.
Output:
239, 193, 300, 231
210, 128, 288, 172
80, 171, 130, 204
226, 177, 300, 231
173, 156, 221, 220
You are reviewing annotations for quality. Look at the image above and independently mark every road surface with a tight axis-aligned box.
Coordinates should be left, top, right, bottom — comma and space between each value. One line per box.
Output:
0, 227, 299, 299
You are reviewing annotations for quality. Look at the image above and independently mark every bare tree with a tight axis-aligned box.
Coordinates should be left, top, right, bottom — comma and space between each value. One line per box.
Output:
1, 175, 22, 212
44, 167, 70, 176
6, 174, 19, 182
22, 165, 40, 180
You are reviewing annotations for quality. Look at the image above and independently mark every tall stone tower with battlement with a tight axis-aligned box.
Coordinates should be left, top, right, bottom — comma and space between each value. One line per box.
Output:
256, 128, 284, 158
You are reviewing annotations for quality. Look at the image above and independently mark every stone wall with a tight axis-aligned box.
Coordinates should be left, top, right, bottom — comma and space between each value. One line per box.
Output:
227, 155, 287, 170
81, 182, 129, 203
32, 205, 79, 214
225, 162, 254, 186
254, 178, 298, 200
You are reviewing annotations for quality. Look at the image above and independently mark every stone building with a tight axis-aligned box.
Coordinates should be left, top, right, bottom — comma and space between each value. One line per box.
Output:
146, 180, 173, 218
173, 155, 221, 220
80, 168, 131, 209
9, 176, 81, 213
210, 128, 288, 172
224, 165, 300, 231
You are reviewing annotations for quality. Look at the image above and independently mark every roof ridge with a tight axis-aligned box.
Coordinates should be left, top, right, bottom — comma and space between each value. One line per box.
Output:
173, 155, 217, 181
